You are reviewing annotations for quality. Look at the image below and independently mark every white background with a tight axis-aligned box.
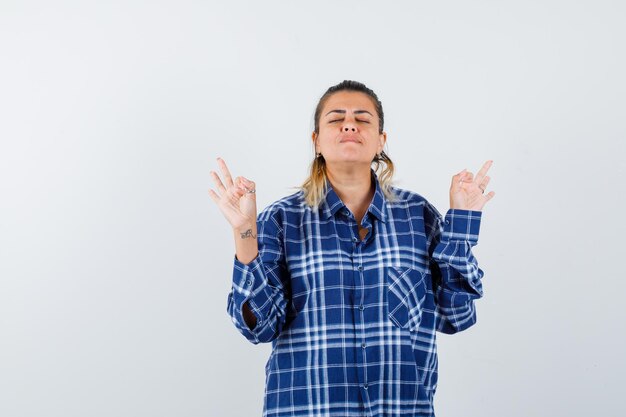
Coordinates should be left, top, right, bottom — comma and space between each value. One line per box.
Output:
1, 1, 624, 416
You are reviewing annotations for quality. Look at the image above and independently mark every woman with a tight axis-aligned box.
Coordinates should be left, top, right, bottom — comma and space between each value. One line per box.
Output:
209, 80, 495, 417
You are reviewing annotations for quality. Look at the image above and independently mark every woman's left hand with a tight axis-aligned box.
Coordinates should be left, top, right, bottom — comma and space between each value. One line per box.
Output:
449, 160, 496, 212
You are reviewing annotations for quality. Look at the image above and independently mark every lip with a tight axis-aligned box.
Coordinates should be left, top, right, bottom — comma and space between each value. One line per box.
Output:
340, 137, 361, 143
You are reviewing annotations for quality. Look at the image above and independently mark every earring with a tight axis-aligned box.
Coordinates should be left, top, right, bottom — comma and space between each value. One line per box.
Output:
316, 152, 322, 158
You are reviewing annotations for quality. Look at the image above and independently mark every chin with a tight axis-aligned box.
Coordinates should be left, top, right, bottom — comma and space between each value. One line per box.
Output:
329, 158, 371, 165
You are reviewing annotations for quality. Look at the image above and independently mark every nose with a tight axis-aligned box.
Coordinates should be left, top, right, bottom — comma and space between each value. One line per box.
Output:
342, 120, 357, 132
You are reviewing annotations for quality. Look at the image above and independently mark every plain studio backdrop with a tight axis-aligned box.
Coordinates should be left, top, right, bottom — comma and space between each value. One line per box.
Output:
1, 1, 624, 416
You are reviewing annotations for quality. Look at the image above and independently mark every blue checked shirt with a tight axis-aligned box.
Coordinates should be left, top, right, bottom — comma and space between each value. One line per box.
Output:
226, 168, 484, 417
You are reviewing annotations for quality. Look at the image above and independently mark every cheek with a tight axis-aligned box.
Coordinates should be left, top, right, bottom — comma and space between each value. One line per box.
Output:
316, 129, 337, 142
319, 124, 338, 134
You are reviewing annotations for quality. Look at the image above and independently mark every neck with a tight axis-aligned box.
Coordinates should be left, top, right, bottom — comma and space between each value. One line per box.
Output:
325, 164, 375, 208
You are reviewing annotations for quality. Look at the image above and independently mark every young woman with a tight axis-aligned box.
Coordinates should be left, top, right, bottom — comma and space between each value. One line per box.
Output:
209, 80, 495, 417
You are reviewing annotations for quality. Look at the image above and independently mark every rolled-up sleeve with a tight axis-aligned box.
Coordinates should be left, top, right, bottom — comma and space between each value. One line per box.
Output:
424, 202, 485, 334
226, 209, 290, 344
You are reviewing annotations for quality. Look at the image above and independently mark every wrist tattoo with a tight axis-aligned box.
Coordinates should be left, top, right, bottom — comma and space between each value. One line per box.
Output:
239, 229, 257, 239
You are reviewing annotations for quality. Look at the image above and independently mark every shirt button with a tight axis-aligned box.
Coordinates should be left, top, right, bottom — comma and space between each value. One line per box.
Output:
445, 219, 450, 225
357, 265, 363, 271
361, 342, 366, 349
353, 237, 358, 242
363, 383, 368, 389
358, 305, 364, 311
246, 279, 252, 286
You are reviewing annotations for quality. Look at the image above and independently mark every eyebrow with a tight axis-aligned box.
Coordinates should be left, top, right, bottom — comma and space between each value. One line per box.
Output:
324, 109, 374, 117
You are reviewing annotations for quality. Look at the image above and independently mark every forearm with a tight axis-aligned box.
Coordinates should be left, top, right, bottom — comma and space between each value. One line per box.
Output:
227, 212, 289, 344
227, 253, 289, 343
233, 221, 259, 265
433, 208, 483, 297
233, 222, 260, 329
426, 206, 485, 334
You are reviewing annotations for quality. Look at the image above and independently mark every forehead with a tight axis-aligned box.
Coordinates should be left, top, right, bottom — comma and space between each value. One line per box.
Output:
322, 91, 376, 113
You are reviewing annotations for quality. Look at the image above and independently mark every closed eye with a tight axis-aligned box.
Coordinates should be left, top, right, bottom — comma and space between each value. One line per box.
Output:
329, 119, 370, 123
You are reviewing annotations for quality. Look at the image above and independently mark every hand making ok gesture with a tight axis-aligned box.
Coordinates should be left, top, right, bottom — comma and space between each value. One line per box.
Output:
449, 160, 496, 212
208, 157, 258, 231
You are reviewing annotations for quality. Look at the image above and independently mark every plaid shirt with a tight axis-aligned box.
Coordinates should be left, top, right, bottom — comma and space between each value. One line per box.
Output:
226, 168, 484, 417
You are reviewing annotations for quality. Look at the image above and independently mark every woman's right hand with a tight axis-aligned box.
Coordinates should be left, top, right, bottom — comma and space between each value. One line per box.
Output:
208, 157, 258, 231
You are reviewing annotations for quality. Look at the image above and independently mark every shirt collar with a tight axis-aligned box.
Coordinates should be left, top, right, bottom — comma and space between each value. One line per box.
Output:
321, 168, 387, 223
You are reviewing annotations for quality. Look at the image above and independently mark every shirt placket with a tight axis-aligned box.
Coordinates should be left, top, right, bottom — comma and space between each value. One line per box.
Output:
344, 209, 375, 414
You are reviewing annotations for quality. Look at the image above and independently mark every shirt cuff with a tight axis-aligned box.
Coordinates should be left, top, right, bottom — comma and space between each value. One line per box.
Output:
441, 209, 482, 245
232, 253, 265, 295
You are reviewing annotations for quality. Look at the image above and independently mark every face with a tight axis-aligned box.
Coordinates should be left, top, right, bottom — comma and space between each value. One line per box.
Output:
312, 91, 387, 168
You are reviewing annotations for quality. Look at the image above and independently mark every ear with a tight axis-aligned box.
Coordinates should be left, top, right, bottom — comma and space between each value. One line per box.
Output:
378, 132, 387, 152
312, 132, 318, 151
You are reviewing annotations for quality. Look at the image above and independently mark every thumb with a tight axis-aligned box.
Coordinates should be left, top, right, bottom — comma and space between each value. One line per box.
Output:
240, 177, 256, 197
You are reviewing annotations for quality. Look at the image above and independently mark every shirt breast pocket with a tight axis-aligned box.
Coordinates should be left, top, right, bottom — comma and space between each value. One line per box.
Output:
387, 266, 427, 332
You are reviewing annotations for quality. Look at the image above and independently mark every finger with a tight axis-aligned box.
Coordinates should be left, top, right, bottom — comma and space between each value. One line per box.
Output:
241, 176, 255, 187
217, 157, 234, 187
210, 170, 226, 193
233, 177, 248, 195
241, 177, 256, 192
474, 160, 493, 185
484, 191, 495, 201
458, 171, 473, 187
234, 177, 251, 194
452, 169, 467, 187
208, 188, 220, 203
480, 176, 491, 190
233, 180, 247, 197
